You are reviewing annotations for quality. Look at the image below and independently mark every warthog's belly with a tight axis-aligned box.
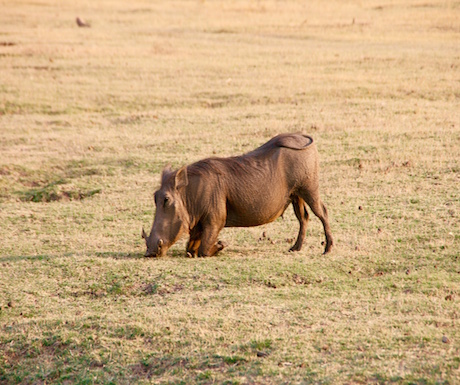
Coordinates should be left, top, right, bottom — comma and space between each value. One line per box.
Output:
224, 198, 291, 227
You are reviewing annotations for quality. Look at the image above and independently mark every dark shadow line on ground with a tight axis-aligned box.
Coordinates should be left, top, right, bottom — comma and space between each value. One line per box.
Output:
0, 251, 144, 263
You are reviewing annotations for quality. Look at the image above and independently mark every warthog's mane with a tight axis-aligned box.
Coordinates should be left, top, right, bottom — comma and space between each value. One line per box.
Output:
186, 157, 259, 179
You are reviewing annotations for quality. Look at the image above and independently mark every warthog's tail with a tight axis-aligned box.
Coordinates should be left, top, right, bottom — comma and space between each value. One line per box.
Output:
275, 133, 313, 150
253, 133, 314, 153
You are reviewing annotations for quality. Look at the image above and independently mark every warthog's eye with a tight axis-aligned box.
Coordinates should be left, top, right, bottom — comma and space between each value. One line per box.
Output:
163, 196, 170, 207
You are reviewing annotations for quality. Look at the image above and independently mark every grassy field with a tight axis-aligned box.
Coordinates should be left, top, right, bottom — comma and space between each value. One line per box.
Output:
1, 0, 459, 383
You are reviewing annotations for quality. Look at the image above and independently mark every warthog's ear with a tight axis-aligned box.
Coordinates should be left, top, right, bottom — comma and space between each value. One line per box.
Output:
174, 166, 188, 190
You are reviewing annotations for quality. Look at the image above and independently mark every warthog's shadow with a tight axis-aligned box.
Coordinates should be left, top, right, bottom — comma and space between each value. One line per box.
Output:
1, 252, 144, 263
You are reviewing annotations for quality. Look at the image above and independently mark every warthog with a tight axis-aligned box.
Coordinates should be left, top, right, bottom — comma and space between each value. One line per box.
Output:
143, 133, 333, 257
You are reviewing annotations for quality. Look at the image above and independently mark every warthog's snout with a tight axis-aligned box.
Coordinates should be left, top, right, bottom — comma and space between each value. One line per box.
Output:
144, 239, 164, 258
142, 228, 165, 257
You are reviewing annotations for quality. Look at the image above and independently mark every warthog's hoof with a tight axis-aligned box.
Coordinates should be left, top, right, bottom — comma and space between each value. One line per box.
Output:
323, 243, 333, 254
289, 244, 302, 252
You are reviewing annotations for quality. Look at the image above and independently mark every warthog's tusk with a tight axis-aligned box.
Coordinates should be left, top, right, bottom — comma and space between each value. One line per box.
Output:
158, 239, 164, 248
142, 228, 148, 239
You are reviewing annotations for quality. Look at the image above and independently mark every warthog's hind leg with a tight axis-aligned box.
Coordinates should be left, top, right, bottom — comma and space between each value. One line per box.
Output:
300, 190, 334, 254
290, 196, 309, 252
315, 201, 333, 254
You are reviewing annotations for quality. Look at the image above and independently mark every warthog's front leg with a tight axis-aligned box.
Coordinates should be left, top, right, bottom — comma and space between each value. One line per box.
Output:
186, 226, 202, 258
198, 223, 226, 257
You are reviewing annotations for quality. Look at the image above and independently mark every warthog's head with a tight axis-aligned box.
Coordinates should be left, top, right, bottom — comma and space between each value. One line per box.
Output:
143, 166, 189, 257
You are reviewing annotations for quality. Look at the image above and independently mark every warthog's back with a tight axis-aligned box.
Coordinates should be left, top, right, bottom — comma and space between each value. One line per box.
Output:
188, 134, 317, 227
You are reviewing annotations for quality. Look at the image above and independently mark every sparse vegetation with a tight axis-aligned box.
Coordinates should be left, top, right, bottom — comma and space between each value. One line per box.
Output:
0, 0, 459, 384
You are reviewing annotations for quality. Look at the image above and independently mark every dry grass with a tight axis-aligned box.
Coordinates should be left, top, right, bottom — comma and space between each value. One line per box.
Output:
1, 0, 459, 384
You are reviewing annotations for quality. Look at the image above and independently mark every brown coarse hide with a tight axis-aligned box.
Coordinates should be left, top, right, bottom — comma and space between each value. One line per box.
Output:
143, 133, 333, 257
